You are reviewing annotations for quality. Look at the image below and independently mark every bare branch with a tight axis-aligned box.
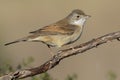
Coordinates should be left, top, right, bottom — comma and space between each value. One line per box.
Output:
0, 31, 120, 80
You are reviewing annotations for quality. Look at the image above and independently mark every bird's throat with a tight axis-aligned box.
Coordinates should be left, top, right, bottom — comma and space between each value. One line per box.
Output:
71, 18, 86, 26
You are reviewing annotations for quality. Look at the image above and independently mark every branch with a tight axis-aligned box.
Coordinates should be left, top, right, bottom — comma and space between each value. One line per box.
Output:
0, 31, 120, 80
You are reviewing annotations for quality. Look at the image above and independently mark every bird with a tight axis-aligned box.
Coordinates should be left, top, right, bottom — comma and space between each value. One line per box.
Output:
5, 9, 90, 54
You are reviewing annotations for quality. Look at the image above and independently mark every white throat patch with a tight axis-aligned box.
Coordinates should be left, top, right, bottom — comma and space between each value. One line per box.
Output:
71, 18, 86, 26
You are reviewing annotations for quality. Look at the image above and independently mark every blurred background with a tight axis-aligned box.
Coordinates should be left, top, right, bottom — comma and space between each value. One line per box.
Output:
0, 0, 120, 80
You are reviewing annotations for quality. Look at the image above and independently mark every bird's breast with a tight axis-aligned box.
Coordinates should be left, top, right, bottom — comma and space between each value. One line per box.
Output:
69, 26, 83, 42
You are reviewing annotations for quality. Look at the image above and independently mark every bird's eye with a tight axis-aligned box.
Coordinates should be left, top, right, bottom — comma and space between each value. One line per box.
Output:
77, 15, 80, 18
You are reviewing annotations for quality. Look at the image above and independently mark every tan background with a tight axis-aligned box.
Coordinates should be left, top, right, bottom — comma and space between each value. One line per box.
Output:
0, 0, 120, 80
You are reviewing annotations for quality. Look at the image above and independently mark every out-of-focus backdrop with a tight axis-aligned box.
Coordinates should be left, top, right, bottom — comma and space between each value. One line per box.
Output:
0, 0, 120, 80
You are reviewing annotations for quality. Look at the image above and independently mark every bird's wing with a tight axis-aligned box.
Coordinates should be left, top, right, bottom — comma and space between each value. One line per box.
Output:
29, 24, 78, 36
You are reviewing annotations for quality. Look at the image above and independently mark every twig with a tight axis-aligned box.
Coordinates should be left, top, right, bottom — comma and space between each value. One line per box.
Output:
0, 31, 120, 80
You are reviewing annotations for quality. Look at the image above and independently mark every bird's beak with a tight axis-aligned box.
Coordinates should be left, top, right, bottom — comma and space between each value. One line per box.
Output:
85, 15, 91, 19
87, 15, 91, 18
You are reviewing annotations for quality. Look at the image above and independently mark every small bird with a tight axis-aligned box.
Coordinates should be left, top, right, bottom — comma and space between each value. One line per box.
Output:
5, 9, 90, 52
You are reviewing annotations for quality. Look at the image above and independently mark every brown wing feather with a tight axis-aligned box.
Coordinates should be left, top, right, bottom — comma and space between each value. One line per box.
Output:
29, 24, 78, 36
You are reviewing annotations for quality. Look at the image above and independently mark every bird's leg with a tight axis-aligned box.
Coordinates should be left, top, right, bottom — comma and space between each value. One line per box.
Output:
47, 45, 55, 57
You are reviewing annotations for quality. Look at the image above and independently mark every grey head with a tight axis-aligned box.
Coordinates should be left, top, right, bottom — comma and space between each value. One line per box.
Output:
66, 9, 91, 26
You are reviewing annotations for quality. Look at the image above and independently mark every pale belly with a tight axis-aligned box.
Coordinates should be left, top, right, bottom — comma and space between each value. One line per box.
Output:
51, 32, 82, 47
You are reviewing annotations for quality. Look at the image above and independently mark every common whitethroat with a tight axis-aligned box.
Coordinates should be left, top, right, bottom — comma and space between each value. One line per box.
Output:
5, 9, 90, 53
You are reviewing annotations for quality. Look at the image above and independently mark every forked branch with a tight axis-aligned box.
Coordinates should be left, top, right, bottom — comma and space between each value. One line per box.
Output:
0, 31, 120, 80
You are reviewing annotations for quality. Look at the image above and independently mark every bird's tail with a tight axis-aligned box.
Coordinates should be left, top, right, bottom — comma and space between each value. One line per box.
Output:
4, 36, 30, 46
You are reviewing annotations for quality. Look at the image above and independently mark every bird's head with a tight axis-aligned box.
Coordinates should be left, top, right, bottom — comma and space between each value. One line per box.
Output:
67, 9, 91, 26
